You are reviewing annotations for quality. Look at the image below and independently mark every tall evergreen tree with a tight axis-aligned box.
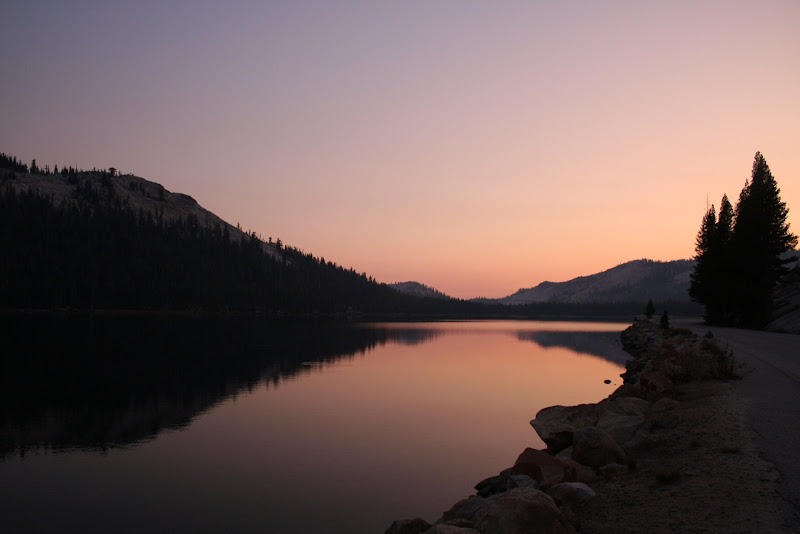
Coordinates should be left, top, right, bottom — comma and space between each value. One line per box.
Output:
689, 204, 716, 311
730, 152, 798, 326
708, 194, 735, 323
692, 153, 797, 327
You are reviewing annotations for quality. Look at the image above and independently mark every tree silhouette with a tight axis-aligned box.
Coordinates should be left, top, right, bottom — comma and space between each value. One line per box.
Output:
645, 299, 655, 319
730, 152, 798, 326
690, 152, 797, 327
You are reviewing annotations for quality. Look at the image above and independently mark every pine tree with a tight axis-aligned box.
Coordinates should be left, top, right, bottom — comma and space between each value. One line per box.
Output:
711, 195, 735, 323
729, 152, 798, 326
645, 299, 655, 319
689, 204, 716, 310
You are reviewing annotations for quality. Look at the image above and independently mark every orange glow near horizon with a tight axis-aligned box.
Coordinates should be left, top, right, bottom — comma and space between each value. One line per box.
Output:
2, 2, 798, 298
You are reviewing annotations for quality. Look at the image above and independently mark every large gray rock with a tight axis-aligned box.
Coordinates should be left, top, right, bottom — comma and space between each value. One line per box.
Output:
441, 496, 494, 523
511, 447, 575, 489
385, 518, 431, 534
547, 482, 597, 508
530, 404, 602, 453
474, 468, 512, 497
473, 487, 576, 534
506, 474, 539, 490
572, 426, 626, 469
596, 411, 646, 444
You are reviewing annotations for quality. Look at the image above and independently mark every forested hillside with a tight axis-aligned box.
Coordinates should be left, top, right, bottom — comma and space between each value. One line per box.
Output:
0, 155, 480, 315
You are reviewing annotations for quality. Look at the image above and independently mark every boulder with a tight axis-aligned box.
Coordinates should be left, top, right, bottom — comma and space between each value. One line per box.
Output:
596, 411, 646, 444
385, 518, 431, 534
554, 446, 573, 462
530, 404, 602, 453
572, 426, 626, 469
547, 482, 597, 508
511, 448, 575, 489
608, 383, 643, 399
560, 458, 598, 484
441, 496, 494, 523
604, 396, 649, 417
506, 474, 539, 490
474, 487, 576, 534
474, 468, 512, 497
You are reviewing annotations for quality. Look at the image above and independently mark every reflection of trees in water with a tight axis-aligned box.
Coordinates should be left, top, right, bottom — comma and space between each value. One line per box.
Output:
516, 330, 631, 366
0, 316, 393, 458
382, 328, 444, 346
0, 320, 627, 458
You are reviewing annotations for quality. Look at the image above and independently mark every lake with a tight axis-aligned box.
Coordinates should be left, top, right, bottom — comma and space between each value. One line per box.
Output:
0, 317, 630, 533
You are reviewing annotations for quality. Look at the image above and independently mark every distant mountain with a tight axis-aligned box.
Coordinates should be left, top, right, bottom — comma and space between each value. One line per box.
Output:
482, 259, 696, 305
390, 281, 451, 300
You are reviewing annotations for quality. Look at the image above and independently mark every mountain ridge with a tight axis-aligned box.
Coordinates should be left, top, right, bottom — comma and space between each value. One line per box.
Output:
491, 258, 696, 305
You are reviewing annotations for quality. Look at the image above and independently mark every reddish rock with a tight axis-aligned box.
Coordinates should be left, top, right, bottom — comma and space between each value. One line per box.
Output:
473, 487, 576, 534
511, 448, 575, 489
572, 427, 626, 469
530, 404, 602, 453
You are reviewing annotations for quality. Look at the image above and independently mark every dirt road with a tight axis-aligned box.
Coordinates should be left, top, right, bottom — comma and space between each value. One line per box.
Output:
684, 321, 800, 531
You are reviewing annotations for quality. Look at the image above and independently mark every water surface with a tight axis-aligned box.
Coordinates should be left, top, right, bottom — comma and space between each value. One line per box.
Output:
0, 317, 629, 533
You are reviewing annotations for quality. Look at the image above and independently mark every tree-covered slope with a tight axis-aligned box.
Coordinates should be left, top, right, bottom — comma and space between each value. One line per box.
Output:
0, 155, 482, 315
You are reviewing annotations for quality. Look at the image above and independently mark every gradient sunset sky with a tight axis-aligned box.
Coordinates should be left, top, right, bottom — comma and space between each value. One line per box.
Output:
2, 1, 798, 298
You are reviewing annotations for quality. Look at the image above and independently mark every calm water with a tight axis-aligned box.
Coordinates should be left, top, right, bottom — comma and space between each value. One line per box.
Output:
0, 317, 629, 533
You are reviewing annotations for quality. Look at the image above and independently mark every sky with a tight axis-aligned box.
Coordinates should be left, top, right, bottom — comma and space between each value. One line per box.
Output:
2, 1, 798, 299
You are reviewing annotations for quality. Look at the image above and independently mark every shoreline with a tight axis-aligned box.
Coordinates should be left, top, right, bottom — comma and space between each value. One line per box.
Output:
386, 319, 784, 534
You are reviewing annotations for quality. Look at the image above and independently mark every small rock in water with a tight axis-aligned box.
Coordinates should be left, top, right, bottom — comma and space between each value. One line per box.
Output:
604, 379, 612, 384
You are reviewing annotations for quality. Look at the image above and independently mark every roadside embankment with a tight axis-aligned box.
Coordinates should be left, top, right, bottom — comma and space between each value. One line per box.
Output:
385, 320, 784, 534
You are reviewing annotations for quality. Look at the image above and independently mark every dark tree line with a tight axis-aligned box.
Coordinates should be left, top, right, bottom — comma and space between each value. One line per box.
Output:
1, 151, 702, 318
0, 184, 496, 315
689, 152, 798, 327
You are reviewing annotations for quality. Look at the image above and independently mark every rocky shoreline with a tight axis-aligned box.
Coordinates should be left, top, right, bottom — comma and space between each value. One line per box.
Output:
386, 319, 782, 534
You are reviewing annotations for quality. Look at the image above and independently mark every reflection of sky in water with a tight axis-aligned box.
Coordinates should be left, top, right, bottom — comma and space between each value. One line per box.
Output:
0, 319, 628, 534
